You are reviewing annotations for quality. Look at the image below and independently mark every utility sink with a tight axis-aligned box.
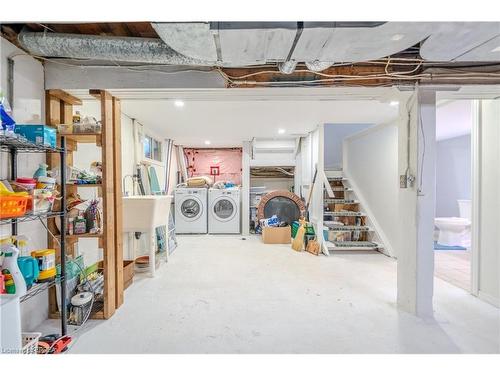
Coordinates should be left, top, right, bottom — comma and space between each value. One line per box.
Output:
122, 195, 173, 233
122, 195, 173, 277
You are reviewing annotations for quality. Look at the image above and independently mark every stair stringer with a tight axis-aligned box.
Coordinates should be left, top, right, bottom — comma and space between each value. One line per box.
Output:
341, 170, 395, 257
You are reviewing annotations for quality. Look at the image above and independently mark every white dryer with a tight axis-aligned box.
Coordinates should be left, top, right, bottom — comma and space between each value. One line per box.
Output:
208, 188, 240, 234
174, 188, 208, 234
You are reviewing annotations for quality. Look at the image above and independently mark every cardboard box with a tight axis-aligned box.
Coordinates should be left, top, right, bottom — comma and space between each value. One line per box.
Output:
262, 226, 291, 244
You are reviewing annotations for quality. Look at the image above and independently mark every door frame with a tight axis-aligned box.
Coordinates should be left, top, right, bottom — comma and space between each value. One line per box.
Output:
470, 99, 481, 296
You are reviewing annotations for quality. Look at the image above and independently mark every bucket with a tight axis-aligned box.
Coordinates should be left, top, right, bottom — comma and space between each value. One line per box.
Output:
36, 176, 56, 190
31, 249, 56, 282
15, 177, 36, 191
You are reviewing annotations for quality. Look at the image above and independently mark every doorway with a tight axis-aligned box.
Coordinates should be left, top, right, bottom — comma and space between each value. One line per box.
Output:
434, 99, 473, 292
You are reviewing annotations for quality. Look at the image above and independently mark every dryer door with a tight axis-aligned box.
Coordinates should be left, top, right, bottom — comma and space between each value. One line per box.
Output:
179, 196, 203, 222
212, 196, 237, 222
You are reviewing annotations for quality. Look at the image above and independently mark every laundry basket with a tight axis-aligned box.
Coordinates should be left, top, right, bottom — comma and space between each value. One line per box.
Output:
21, 332, 41, 354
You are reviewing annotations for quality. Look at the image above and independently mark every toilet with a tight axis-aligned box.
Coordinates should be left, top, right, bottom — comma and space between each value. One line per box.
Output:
434, 200, 471, 247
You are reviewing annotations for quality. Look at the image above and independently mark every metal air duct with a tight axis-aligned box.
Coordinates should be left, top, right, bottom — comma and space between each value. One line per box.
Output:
18, 31, 209, 65
305, 60, 334, 72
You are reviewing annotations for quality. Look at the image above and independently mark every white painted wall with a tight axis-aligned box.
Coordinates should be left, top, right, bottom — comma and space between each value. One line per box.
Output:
343, 122, 399, 257
435, 134, 471, 217
1, 38, 48, 330
324, 123, 373, 170
477, 99, 500, 307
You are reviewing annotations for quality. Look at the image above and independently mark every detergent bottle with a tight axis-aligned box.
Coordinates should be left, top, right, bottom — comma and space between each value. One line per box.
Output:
0, 241, 27, 297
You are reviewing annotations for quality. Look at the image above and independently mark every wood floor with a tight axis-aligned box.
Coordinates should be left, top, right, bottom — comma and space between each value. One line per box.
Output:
434, 249, 471, 291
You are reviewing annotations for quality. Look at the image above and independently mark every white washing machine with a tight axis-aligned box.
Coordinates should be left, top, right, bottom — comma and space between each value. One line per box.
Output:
208, 188, 240, 234
174, 188, 208, 234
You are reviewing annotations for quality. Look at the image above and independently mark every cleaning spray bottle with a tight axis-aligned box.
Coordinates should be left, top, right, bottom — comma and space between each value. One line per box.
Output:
0, 239, 27, 296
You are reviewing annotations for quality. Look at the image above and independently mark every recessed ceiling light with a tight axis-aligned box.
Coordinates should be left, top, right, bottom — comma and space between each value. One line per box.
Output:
389, 100, 399, 106
278, 128, 286, 134
174, 100, 185, 107
491, 46, 500, 53
204, 140, 211, 145
391, 34, 404, 41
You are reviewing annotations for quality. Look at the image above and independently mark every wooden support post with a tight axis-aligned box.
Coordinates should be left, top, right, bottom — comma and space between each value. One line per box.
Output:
47, 89, 82, 106
113, 97, 124, 308
100, 90, 117, 318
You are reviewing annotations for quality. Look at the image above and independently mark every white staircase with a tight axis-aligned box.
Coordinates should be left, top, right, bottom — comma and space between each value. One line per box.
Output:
323, 171, 383, 253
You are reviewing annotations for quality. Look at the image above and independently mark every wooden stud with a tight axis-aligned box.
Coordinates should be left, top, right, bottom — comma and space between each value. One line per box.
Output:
113, 97, 124, 308
99, 89, 117, 319
45, 92, 61, 128
47, 89, 82, 106
60, 101, 73, 126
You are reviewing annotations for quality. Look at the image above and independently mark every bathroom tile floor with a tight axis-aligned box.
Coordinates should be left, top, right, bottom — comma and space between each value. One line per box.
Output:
36, 235, 499, 354
434, 249, 471, 291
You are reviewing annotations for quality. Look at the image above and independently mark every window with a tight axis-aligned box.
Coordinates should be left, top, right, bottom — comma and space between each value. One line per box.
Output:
144, 135, 162, 162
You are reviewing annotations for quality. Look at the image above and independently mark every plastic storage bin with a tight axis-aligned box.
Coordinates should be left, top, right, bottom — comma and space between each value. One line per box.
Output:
14, 125, 57, 148
0, 196, 28, 219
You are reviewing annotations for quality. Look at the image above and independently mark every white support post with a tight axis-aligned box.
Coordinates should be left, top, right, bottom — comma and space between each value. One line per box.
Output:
397, 88, 436, 317
242, 141, 251, 236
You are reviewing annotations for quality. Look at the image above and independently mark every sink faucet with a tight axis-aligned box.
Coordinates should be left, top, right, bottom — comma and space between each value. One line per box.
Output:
123, 174, 137, 196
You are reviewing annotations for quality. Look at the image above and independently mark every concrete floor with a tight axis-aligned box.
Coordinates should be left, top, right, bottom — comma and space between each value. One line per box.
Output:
435, 249, 471, 291
37, 235, 499, 354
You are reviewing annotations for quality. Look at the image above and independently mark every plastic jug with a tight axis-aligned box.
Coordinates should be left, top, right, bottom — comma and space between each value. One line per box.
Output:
0, 243, 27, 296
17, 256, 39, 289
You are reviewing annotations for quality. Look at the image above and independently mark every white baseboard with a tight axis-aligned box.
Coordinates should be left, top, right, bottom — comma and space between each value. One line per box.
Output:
478, 291, 500, 308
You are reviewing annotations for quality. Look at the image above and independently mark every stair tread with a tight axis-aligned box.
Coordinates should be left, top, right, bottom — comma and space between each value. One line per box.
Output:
324, 199, 359, 204
324, 224, 372, 231
326, 241, 379, 250
324, 211, 365, 216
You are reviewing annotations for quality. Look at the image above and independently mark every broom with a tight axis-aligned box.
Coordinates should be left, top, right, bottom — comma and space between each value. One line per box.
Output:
292, 218, 307, 252
304, 167, 321, 255
292, 168, 318, 252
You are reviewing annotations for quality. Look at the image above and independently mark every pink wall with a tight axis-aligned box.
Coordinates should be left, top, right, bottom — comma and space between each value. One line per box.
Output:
184, 148, 242, 185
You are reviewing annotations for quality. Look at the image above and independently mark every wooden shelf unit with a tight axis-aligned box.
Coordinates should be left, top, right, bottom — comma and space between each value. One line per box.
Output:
46, 89, 124, 320
61, 133, 102, 144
